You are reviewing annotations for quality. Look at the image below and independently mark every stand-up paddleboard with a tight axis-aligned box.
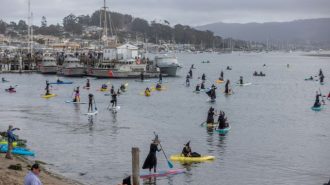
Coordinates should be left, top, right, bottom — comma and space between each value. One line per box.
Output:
320, 82, 325, 85
140, 169, 185, 179
236, 82, 252, 86
84, 111, 98, 116
215, 125, 231, 134
311, 106, 324, 111
42, 94, 57, 98
193, 90, 201, 94
65, 100, 87, 104
135, 79, 151, 82
49, 81, 73, 85
109, 106, 120, 113
83, 86, 90, 90
207, 98, 216, 103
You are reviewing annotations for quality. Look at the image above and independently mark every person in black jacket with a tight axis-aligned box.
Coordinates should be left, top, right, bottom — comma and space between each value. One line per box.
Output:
142, 135, 161, 173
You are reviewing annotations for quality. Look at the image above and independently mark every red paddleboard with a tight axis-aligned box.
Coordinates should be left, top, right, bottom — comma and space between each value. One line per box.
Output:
140, 169, 185, 179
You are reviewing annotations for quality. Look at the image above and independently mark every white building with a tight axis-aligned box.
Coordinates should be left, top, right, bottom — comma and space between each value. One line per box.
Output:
103, 43, 139, 61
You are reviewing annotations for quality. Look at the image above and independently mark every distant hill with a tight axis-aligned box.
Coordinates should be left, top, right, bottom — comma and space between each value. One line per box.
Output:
196, 18, 330, 46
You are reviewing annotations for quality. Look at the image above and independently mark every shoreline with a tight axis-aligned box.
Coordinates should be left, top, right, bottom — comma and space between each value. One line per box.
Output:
0, 153, 84, 185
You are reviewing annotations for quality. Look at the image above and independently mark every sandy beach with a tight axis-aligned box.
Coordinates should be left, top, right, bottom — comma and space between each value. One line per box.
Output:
0, 153, 83, 185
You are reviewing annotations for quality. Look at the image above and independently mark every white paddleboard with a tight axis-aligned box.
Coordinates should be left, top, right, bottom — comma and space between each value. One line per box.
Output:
236, 82, 252, 86
109, 106, 121, 111
207, 98, 216, 102
65, 100, 87, 104
84, 111, 98, 116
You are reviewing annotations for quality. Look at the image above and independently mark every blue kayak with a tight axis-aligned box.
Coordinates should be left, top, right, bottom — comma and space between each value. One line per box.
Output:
311, 106, 324, 111
49, 81, 73, 85
215, 125, 231, 134
0, 145, 35, 156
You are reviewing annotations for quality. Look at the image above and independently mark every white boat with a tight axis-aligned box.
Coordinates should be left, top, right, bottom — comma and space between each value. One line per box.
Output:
39, 54, 57, 74
154, 55, 180, 76
87, 59, 159, 78
58, 55, 85, 77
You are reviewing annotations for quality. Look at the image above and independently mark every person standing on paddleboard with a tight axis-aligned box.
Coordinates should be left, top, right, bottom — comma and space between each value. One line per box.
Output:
189, 69, 193, 78
86, 79, 90, 88
142, 135, 161, 173
206, 107, 215, 124
202, 73, 206, 82
313, 91, 322, 108
159, 73, 163, 83
73, 87, 80, 102
239, 76, 244, 85
45, 80, 50, 95
88, 94, 94, 112
110, 85, 115, 95
111, 92, 117, 108
225, 80, 231, 94
218, 111, 229, 129
195, 84, 200, 92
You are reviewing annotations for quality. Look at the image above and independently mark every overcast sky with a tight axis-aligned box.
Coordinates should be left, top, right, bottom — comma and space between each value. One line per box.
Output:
0, 0, 329, 26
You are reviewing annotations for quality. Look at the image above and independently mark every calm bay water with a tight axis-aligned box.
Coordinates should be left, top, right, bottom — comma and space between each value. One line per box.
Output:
0, 52, 329, 185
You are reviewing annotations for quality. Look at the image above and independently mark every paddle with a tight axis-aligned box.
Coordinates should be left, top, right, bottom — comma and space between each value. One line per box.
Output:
94, 98, 98, 111
153, 132, 173, 169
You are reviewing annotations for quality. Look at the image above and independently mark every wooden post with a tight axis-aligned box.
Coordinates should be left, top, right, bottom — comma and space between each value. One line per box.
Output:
132, 147, 140, 185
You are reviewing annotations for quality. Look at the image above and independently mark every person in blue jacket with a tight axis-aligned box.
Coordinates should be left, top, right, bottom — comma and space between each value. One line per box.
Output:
5, 125, 20, 159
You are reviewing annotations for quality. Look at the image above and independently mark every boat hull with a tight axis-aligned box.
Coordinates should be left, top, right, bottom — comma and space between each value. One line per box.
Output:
87, 68, 160, 78
39, 66, 58, 74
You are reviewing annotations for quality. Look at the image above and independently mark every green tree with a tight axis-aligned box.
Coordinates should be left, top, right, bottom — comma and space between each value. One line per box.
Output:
63, 14, 82, 35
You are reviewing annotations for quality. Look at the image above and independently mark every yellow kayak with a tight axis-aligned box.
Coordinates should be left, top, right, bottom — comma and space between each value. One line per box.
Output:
0, 140, 17, 147
170, 154, 215, 162
100, 88, 108, 92
42, 94, 57, 98
145, 91, 151, 96
216, 80, 224, 84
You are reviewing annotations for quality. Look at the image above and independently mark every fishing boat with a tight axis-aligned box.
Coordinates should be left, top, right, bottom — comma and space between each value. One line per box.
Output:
38, 53, 57, 74
154, 55, 180, 76
58, 54, 85, 77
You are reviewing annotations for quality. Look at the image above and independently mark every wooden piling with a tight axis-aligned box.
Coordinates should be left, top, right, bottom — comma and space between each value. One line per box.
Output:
132, 147, 140, 185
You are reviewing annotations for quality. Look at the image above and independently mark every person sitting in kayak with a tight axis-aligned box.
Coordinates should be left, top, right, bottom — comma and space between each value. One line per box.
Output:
2, 77, 6, 82
219, 70, 224, 80
140, 72, 144, 81
226, 66, 231, 70
57, 78, 63, 83
111, 92, 117, 108
145, 87, 151, 95
86, 79, 90, 88
239, 76, 244, 85
159, 73, 163, 83
8, 86, 15, 91
73, 87, 80, 102
110, 85, 115, 95
45, 80, 50, 95
189, 69, 193, 78
308, 76, 314, 80
101, 84, 107, 90
201, 73, 206, 81
201, 82, 205, 89
195, 84, 200, 92
206, 107, 215, 124
181, 141, 201, 157
224, 80, 231, 94
218, 111, 229, 129
142, 135, 161, 173
156, 83, 161, 89
186, 75, 190, 86
253, 71, 258, 76
313, 91, 322, 108
88, 93, 94, 112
